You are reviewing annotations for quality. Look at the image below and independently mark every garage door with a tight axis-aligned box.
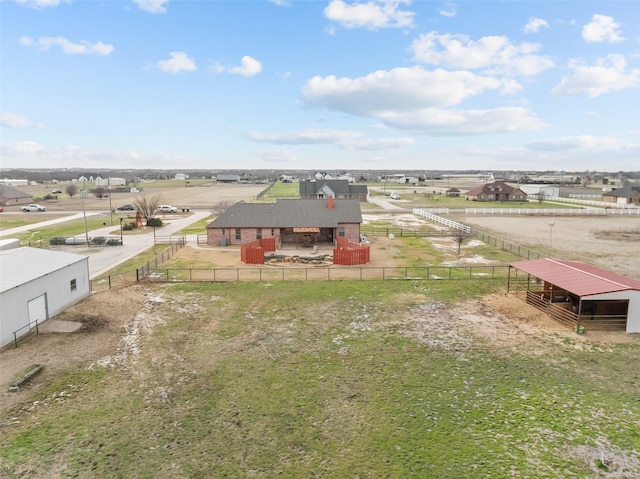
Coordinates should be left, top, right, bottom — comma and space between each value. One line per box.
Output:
27, 294, 48, 329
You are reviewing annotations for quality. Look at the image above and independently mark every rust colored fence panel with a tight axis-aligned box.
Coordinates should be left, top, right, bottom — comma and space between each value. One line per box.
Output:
333, 238, 370, 265
241, 238, 277, 264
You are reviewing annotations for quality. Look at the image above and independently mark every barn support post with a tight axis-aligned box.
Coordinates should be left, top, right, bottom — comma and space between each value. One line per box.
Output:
577, 300, 583, 333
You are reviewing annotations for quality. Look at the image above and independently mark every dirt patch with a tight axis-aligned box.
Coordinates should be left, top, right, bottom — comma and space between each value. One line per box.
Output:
455, 215, 640, 279
0, 286, 149, 414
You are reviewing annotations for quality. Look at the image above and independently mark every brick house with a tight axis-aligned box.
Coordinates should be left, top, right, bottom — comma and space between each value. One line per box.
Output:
206, 198, 362, 247
602, 185, 640, 205
299, 179, 368, 201
465, 181, 527, 202
0, 184, 32, 206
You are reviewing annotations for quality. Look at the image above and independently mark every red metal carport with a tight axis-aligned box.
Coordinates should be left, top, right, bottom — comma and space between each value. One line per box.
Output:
508, 258, 640, 332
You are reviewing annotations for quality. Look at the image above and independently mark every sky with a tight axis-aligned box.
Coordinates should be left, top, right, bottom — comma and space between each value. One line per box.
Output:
1, 0, 639, 172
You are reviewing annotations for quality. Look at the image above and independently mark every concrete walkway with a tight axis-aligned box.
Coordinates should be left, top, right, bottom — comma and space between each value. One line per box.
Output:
1, 210, 212, 279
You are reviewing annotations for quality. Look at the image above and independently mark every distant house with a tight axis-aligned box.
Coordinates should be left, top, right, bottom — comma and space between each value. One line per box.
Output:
314, 172, 333, 180
0, 246, 90, 348
216, 174, 240, 183
445, 187, 461, 197
206, 198, 362, 247
175, 173, 188, 181
602, 185, 640, 205
465, 181, 527, 202
299, 179, 368, 201
0, 184, 32, 206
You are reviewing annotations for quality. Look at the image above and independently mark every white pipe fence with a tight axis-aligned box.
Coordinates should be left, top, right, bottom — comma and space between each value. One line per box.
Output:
546, 196, 638, 209
413, 208, 470, 233
464, 208, 640, 215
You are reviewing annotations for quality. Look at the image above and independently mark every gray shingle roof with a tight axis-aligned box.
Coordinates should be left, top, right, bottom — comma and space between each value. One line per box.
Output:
207, 199, 362, 229
0, 184, 32, 201
299, 179, 367, 197
603, 185, 640, 197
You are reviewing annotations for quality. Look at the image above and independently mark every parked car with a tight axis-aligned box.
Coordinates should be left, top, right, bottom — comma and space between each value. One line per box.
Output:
21, 203, 46, 212
157, 205, 178, 213
116, 204, 137, 211
51, 189, 62, 194
389, 192, 401, 200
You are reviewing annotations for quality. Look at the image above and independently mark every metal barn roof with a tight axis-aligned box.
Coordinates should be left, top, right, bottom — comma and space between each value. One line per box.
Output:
510, 258, 640, 297
0, 247, 89, 293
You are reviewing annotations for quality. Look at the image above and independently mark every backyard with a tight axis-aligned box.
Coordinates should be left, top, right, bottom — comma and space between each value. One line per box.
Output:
1, 281, 639, 478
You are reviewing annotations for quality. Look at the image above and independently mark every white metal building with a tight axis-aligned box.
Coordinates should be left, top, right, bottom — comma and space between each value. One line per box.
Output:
0, 247, 90, 348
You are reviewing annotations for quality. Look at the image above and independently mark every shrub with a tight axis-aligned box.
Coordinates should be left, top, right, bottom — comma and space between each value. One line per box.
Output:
122, 222, 135, 231
146, 217, 163, 227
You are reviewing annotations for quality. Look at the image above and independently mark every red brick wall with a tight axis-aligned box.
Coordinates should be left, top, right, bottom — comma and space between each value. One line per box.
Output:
207, 227, 281, 246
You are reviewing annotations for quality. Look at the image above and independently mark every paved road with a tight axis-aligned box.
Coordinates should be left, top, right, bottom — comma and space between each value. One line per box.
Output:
0, 211, 104, 237
1, 210, 211, 279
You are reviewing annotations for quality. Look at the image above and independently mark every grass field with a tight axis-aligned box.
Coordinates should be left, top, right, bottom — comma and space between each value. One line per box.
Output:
1, 280, 638, 478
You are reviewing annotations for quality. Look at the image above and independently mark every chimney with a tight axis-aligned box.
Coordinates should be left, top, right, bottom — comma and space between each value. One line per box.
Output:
328, 196, 333, 209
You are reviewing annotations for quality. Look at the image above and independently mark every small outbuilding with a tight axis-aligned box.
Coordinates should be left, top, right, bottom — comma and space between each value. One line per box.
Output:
0, 247, 90, 348
508, 258, 640, 333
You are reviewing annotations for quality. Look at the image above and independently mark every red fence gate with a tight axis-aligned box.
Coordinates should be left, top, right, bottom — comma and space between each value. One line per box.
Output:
333, 238, 370, 265
241, 238, 277, 264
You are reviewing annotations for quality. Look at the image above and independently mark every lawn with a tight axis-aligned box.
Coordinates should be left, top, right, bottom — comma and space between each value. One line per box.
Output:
1, 280, 638, 478
11, 214, 120, 245
256, 180, 299, 200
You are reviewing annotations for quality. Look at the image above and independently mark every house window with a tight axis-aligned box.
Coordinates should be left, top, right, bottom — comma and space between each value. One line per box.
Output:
70, 279, 77, 291
221, 228, 225, 235
489, 194, 495, 200
338, 226, 345, 237
235, 228, 241, 240
256, 228, 262, 239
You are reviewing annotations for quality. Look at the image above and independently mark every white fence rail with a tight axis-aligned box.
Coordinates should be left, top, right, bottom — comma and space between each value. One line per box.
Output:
464, 208, 640, 215
413, 208, 470, 233
547, 196, 638, 209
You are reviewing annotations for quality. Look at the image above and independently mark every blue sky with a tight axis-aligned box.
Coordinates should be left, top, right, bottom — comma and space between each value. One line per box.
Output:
1, 0, 639, 171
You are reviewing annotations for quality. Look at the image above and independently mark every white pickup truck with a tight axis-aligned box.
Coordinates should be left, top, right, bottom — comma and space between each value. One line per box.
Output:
21, 203, 46, 212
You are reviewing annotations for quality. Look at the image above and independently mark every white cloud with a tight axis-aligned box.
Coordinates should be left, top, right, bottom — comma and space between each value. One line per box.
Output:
229, 56, 263, 77
268, 0, 290, 6
345, 137, 414, 150
524, 17, 549, 34
19, 36, 114, 55
212, 56, 262, 77
247, 128, 362, 144
156, 51, 197, 73
411, 31, 554, 76
133, 0, 168, 14
1, 112, 43, 128
380, 107, 547, 135
247, 128, 414, 150
15, 0, 63, 9
300, 66, 545, 136
302, 66, 518, 116
552, 54, 640, 97
582, 14, 624, 43
324, 0, 415, 30
526, 135, 619, 151
438, 2, 456, 18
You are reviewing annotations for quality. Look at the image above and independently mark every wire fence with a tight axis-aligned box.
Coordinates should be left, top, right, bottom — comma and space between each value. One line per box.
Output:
138, 265, 510, 283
